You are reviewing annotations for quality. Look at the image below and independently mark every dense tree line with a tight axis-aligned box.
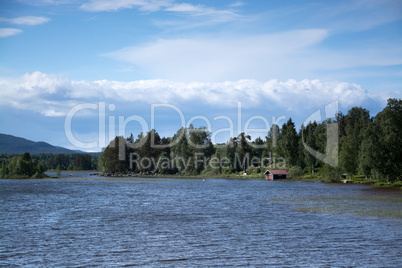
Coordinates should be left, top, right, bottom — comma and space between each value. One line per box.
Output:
99, 98, 401, 182
0, 153, 98, 178
0, 152, 46, 179
44, 153, 97, 170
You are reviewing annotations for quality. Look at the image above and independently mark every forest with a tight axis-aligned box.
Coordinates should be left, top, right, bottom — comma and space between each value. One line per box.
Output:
98, 98, 401, 182
0, 98, 400, 182
0, 152, 98, 179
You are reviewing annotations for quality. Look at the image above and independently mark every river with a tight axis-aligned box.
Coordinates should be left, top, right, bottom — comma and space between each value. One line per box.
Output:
1, 173, 401, 267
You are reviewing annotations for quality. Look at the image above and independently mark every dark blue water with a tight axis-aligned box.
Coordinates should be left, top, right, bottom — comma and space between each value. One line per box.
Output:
1, 175, 401, 267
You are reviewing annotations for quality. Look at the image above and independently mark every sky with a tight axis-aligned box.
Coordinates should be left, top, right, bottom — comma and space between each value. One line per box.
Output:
0, 0, 401, 152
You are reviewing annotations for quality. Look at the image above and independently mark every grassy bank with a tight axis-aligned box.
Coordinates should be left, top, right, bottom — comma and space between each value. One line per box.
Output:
46, 169, 99, 173
98, 171, 402, 188
2, 174, 51, 179
10, 169, 399, 189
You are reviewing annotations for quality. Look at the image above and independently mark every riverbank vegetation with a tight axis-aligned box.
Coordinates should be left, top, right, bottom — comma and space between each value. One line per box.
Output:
0, 152, 46, 179
0, 152, 98, 179
98, 98, 401, 185
1, 99, 400, 184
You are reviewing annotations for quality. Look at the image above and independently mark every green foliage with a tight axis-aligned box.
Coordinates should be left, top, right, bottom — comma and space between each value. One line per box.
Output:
288, 166, 303, 179
46, 153, 96, 171
0, 164, 9, 179
235, 132, 252, 172
71, 154, 92, 170
101, 136, 130, 173
319, 165, 342, 182
373, 99, 402, 181
246, 165, 261, 174
156, 152, 174, 174
0, 152, 46, 179
339, 135, 356, 174
278, 119, 299, 167
339, 107, 370, 175
0, 152, 97, 178
91, 98, 401, 183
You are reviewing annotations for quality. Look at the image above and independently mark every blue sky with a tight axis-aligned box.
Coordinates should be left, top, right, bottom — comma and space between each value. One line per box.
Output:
0, 0, 401, 151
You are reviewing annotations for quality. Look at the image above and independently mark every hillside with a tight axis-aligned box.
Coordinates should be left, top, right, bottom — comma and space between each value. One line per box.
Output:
0, 133, 83, 155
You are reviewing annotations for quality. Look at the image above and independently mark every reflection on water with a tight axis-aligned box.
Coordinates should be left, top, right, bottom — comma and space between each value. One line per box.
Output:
1, 174, 401, 267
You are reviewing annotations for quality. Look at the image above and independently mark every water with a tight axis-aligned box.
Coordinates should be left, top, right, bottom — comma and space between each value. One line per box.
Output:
1, 174, 401, 267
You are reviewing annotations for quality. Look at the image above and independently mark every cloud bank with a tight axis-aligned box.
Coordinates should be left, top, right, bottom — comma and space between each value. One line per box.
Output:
1, 71, 398, 118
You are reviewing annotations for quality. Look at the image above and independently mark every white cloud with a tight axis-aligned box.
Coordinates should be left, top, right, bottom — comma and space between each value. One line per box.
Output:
16, 0, 79, 4
0, 16, 51, 25
165, 3, 201, 12
103, 29, 328, 82
80, 0, 239, 22
103, 28, 402, 82
0, 16, 50, 37
165, 3, 238, 18
80, 0, 173, 12
1, 71, 398, 118
0, 28, 22, 37
79, 0, 240, 30
230, 1, 246, 8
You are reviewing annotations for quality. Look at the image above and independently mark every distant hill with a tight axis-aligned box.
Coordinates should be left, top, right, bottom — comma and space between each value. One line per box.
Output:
0, 133, 85, 155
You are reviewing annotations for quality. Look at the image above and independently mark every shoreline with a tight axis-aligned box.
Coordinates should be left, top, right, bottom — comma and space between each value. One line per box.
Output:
2, 171, 401, 189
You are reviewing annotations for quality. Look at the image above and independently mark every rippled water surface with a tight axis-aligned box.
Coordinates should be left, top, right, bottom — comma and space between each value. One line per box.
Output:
1, 174, 401, 267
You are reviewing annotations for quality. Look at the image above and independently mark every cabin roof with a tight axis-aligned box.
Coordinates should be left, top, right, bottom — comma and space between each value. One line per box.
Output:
264, 169, 288, 175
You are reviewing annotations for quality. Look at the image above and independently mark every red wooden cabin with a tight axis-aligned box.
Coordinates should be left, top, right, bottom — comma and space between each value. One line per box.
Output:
264, 169, 288, 180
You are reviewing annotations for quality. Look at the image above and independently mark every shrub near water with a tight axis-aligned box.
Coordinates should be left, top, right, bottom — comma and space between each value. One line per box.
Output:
288, 166, 303, 179
0, 152, 46, 179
